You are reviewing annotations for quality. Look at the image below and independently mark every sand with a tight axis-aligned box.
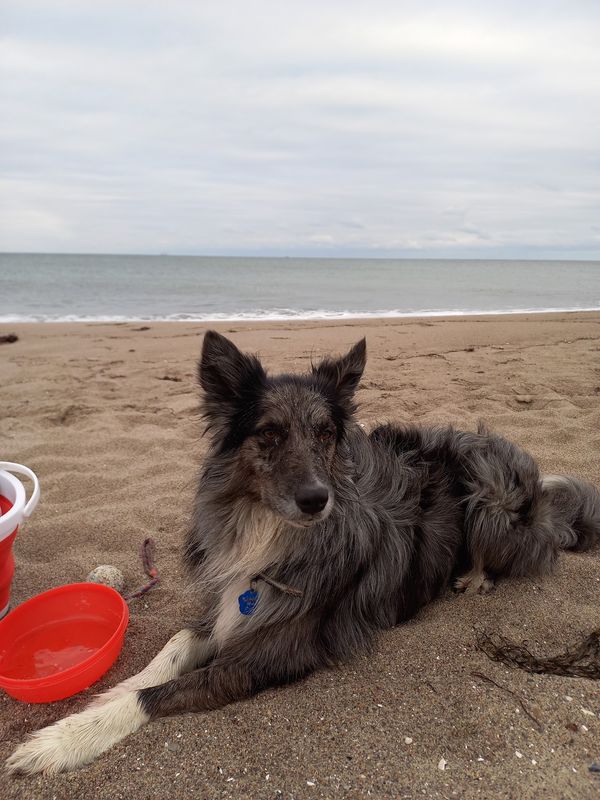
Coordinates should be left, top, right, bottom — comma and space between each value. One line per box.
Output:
1, 313, 599, 799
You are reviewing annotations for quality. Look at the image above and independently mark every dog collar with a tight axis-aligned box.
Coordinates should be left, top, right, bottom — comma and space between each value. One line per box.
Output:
238, 573, 303, 616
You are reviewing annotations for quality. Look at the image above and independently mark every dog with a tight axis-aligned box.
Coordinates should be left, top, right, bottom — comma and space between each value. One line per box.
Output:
6, 330, 600, 775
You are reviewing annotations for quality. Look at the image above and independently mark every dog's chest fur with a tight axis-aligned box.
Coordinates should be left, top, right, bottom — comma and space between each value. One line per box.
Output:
206, 501, 287, 646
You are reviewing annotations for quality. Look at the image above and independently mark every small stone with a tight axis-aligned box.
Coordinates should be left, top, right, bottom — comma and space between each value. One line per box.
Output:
581, 708, 595, 717
404, 737, 413, 745
515, 395, 533, 405
86, 565, 125, 593
438, 758, 448, 771
589, 763, 600, 773
515, 751, 523, 759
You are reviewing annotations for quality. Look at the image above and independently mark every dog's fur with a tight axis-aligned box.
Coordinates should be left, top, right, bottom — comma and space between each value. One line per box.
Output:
7, 331, 600, 775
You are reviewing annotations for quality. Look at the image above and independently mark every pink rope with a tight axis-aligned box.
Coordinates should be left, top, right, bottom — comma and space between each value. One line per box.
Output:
125, 537, 159, 602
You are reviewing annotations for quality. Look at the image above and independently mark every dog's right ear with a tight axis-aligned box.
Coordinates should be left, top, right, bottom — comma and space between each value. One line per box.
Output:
312, 338, 367, 405
198, 331, 266, 423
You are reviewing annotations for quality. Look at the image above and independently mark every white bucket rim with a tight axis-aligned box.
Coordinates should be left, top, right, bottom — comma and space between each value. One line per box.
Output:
0, 463, 40, 540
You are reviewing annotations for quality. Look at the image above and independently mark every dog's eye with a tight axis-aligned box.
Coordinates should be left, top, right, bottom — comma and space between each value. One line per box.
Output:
262, 428, 279, 444
318, 428, 335, 444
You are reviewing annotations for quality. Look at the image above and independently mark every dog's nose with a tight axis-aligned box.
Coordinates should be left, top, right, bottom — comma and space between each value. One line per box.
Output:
295, 483, 329, 515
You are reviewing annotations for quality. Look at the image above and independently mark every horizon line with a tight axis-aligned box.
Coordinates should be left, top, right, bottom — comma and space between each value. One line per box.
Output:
2, 251, 600, 263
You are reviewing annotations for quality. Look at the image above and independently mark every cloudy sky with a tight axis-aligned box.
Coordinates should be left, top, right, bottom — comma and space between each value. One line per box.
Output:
1, 1, 599, 258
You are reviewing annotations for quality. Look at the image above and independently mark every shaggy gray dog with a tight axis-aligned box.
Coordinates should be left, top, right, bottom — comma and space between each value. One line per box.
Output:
7, 331, 599, 775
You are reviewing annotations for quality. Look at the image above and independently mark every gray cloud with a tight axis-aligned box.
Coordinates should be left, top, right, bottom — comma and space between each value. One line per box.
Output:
1, 0, 599, 257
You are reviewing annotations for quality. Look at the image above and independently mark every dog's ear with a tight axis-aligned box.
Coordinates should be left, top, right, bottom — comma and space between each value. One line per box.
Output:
313, 338, 367, 409
199, 331, 266, 421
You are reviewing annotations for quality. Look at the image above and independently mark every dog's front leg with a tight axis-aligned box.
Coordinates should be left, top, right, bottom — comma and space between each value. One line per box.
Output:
90, 628, 215, 706
5, 628, 214, 775
138, 621, 319, 720
6, 621, 318, 775
5, 691, 150, 775
138, 659, 254, 719
7, 655, 270, 775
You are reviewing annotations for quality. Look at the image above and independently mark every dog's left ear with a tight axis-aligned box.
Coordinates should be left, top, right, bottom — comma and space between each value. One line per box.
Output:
313, 338, 367, 407
198, 331, 265, 406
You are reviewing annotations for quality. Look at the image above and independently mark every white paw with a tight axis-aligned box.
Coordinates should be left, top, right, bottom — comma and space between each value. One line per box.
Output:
6, 693, 149, 775
454, 570, 494, 595
6, 717, 89, 775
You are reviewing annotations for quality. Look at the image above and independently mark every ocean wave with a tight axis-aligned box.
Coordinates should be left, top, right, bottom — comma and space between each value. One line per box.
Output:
1, 306, 600, 323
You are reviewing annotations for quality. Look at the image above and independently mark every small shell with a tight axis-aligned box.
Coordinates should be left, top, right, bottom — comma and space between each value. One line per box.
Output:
86, 565, 125, 594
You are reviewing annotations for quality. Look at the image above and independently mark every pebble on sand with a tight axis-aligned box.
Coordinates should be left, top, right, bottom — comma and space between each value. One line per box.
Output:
86, 564, 126, 593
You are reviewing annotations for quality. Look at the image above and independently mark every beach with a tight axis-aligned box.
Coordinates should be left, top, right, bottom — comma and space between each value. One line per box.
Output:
1, 312, 599, 799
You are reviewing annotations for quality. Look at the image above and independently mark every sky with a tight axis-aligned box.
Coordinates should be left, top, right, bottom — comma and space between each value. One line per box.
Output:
1, 0, 600, 258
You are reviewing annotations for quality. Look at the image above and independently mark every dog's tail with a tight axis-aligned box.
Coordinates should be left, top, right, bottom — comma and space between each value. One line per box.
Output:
541, 474, 600, 552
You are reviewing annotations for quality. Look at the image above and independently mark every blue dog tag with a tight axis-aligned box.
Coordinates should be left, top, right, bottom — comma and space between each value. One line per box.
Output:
238, 588, 259, 616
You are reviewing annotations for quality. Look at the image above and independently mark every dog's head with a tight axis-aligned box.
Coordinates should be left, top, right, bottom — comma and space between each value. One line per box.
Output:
198, 330, 366, 527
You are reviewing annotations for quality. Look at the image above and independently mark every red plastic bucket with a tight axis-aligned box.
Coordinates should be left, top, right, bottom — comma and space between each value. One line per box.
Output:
0, 463, 40, 619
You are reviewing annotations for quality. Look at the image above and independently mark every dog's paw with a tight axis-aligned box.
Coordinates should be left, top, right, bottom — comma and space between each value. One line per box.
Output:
6, 693, 149, 775
6, 719, 83, 775
453, 570, 494, 595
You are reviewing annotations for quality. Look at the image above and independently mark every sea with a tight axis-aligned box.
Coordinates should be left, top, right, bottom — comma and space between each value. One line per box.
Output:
1, 253, 599, 323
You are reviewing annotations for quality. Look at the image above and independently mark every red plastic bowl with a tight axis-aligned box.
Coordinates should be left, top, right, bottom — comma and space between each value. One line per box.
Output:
0, 583, 129, 703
